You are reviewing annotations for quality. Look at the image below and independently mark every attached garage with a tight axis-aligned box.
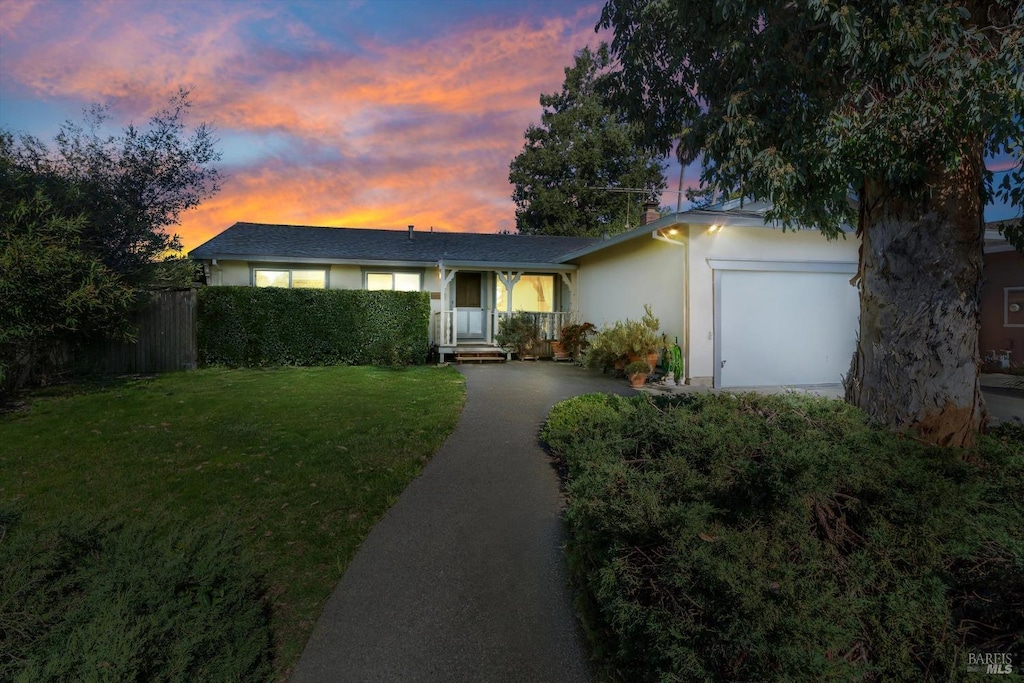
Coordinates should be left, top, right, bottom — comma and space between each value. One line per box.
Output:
560, 200, 863, 387
712, 260, 859, 388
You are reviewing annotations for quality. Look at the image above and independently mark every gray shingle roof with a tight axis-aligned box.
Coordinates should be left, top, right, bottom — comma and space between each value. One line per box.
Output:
189, 222, 600, 266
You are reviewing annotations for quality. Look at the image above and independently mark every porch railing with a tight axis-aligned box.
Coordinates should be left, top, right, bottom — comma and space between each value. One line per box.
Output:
434, 310, 569, 347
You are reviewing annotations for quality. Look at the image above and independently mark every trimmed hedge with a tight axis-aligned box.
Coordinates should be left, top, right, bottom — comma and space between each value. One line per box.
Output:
0, 509, 272, 682
542, 392, 1024, 681
197, 286, 430, 367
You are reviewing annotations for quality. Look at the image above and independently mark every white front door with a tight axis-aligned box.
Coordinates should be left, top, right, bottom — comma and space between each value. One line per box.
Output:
717, 269, 859, 387
456, 309, 485, 338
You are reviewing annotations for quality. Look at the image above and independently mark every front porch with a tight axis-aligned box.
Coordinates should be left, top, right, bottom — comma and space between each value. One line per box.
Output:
434, 310, 570, 363
433, 262, 577, 364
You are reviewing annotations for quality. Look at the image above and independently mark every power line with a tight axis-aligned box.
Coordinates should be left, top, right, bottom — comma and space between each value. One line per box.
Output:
585, 186, 684, 195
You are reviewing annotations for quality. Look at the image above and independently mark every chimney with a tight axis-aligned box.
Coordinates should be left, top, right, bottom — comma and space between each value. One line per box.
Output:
408, 224, 414, 240
640, 201, 661, 227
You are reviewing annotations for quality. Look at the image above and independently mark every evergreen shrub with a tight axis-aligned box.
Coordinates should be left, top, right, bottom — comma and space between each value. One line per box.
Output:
197, 287, 430, 367
0, 510, 272, 682
542, 392, 1024, 681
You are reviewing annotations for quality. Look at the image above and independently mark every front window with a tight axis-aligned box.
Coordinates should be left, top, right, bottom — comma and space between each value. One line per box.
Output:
366, 272, 421, 291
254, 268, 326, 288
496, 274, 555, 312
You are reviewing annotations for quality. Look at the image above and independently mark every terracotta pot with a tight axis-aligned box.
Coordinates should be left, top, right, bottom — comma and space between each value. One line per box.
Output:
646, 351, 659, 372
628, 372, 647, 388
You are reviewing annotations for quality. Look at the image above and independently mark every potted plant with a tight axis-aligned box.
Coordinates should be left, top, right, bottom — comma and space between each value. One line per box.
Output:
586, 322, 629, 372
621, 305, 661, 371
558, 321, 596, 362
495, 311, 541, 360
625, 360, 650, 387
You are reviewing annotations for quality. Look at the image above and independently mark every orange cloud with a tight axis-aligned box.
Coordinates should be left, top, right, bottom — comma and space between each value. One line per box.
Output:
3, 1, 611, 253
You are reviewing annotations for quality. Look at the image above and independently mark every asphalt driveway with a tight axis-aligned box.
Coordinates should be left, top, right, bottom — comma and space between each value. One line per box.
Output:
291, 362, 630, 683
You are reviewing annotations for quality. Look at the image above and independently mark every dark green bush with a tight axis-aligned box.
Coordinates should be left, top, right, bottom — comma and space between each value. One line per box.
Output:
197, 286, 430, 367
543, 392, 1024, 682
0, 510, 272, 682
494, 311, 541, 356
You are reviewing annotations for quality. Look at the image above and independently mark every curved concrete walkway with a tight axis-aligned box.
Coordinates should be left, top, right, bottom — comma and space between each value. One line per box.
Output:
291, 362, 631, 683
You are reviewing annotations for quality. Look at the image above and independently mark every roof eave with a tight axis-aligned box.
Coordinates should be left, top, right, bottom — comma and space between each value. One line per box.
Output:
439, 259, 578, 272
189, 253, 578, 271
557, 210, 855, 263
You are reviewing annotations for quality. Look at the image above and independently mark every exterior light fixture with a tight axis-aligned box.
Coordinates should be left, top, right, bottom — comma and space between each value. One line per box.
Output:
708, 224, 722, 233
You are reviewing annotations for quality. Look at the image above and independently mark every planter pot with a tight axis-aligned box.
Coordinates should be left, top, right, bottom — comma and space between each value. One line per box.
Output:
646, 351, 660, 372
628, 372, 648, 388
550, 341, 571, 362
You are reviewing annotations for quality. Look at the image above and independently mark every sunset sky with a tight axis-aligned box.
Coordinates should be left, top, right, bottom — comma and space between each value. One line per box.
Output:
1, 0, 1017, 255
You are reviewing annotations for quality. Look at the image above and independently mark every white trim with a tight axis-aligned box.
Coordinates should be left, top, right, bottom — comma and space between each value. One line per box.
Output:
1005, 287, 1024, 328
197, 254, 580, 271
713, 270, 723, 388
496, 271, 523, 313
707, 258, 857, 274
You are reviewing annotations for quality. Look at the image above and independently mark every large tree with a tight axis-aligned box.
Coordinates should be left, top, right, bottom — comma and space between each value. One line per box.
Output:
1, 89, 221, 391
510, 44, 667, 237
600, 0, 1023, 446
5, 88, 221, 286
0, 140, 134, 392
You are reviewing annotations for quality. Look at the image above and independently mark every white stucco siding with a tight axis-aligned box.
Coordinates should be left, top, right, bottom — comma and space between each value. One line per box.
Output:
576, 235, 686, 349
328, 265, 362, 289
214, 261, 251, 286
686, 224, 860, 385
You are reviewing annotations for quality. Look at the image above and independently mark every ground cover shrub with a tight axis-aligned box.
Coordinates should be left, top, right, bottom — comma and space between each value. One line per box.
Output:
0, 508, 271, 682
542, 392, 1024, 681
197, 286, 430, 367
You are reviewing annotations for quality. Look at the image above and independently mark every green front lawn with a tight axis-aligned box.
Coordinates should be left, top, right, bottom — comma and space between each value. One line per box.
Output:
0, 366, 465, 679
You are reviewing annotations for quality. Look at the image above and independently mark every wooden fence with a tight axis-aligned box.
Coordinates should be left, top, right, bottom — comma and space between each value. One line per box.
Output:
90, 288, 198, 374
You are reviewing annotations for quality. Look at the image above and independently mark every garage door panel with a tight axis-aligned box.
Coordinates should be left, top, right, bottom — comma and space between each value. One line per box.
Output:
719, 270, 858, 387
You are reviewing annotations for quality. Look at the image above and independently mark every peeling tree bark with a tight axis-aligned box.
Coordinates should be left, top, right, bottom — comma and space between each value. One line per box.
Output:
844, 150, 986, 447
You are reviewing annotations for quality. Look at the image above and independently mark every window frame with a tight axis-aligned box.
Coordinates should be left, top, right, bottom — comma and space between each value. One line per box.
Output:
363, 270, 423, 292
495, 273, 558, 313
252, 267, 327, 289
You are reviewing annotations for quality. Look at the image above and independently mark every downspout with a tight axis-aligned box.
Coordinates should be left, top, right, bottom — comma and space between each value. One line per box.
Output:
651, 226, 690, 384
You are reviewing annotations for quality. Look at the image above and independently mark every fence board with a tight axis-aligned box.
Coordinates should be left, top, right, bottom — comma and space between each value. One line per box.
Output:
92, 289, 198, 374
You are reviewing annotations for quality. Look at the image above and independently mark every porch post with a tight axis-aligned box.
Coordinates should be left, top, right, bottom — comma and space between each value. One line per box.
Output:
496, 271, 522, 359
438, 261, 457, 356
560, 271, 577, 317
496, 271, 523, 313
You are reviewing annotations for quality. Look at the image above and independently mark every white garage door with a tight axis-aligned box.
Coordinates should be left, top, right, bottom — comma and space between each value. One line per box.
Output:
716, 268, 859, 387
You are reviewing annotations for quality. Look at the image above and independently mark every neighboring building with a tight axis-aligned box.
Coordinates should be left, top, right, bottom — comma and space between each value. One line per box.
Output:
981, 220, 1024, 369
189, 201, 861, 387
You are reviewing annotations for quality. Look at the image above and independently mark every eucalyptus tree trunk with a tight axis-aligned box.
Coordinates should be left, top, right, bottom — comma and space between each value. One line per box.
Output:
844, 153, 986, 447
